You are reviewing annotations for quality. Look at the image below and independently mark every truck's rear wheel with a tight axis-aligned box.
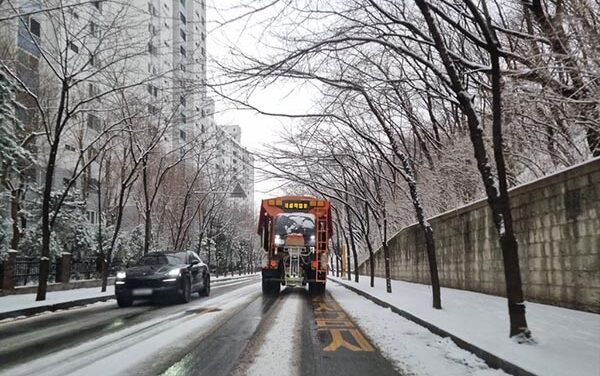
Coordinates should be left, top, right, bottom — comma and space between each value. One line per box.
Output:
262, 280, 280, 295
309, 282, 325, 295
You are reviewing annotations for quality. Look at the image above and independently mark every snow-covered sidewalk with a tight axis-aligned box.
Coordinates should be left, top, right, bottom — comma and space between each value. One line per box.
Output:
0, 286, 116, 318
330, 276, 600, 376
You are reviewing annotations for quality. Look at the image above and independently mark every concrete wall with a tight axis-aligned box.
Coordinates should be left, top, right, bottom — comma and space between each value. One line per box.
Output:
360, 158, 600, 312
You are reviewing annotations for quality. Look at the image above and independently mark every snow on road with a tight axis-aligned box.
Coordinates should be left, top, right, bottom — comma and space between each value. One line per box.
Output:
328, 283, 507, 376
242, 291, 302, 376
331, 276, 600, 376
0, 282, 261, 376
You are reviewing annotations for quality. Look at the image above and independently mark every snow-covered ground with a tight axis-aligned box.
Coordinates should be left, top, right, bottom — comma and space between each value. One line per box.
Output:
330, 276, 600, 376
0, 282, 262, 376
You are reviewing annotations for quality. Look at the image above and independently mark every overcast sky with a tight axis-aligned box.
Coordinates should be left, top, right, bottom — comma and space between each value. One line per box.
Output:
206, 0, 318, 202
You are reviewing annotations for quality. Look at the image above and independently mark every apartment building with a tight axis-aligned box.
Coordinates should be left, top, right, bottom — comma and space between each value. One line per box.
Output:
1, 0, 254, 251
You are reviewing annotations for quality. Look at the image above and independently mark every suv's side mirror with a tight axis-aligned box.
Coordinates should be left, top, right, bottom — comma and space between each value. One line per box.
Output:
190, 259, 200, 266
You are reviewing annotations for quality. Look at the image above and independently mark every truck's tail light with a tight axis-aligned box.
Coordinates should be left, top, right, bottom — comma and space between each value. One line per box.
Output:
270, 260, 278, 268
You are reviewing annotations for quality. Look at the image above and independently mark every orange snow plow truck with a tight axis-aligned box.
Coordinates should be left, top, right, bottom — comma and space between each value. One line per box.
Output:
257, 196, 332, 295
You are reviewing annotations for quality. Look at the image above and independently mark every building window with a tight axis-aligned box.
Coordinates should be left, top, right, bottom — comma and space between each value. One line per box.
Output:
89, 53, 96, 66
148, 104, 159, 115
149, 23, 158, 36
88, 146, 97, 160
148, 84, 158, 97
88, 178, 99, 191
180, 45, 186, 57
87, 114, 101, 131
180, 0, 186, 6
87, 211, 96, 224
90, 22, 98, 37
29, 18, 41, 38
180, 96, 186, 106
69, 42, 79, 53
88, 83, 98, 96
181, 113, 186, 123
92, 1, 101, 11
180, 12, 186, 25
180, 130, 186, 141
148, 3, 157, 16
147, 42, 157, 55
180, 29, 186, 41
65, 144, 76, 152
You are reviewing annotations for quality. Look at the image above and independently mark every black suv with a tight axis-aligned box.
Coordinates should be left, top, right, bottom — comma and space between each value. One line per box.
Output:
115, 251, 210, 307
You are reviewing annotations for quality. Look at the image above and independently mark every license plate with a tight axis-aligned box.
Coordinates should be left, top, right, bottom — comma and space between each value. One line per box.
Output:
132, 288, 153, 296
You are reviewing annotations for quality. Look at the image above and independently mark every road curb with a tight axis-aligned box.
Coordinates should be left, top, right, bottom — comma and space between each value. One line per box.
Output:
331, 279, 537, 376
0, 295, 115, 321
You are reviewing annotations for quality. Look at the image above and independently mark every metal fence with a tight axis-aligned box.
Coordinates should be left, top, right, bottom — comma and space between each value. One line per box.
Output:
4, 256, 125, 287
15, 257, 57, 286
71, 258, 100, 280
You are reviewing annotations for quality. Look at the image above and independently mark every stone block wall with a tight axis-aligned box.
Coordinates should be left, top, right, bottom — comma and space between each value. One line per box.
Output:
360, 158, 600, 312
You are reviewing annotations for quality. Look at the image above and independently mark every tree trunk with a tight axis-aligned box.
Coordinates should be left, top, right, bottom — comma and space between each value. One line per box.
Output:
382, 207, 391, 293
142, 158, 152, 255
101, 182, 128, 292
36, 139, 60, 301
416, 0, 529, 337
364, 201, 375, 288
37, 79, 70, 301
487, 11, 529, 337
9, 186, 22, 249
402, 157, 441, 308
345, 203, 359, 283
342, 231, 351, 281
335, 225, 341, 277
144, 209, 152, 255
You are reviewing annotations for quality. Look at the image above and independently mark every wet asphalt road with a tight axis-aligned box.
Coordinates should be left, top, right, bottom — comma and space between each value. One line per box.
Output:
0, 277, 402, 376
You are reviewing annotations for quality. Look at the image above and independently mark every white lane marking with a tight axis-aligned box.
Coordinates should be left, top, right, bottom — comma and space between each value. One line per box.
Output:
244, 291, 302, 376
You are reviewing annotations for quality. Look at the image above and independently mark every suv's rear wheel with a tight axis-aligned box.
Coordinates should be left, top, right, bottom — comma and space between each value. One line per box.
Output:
199, 274, 210, 297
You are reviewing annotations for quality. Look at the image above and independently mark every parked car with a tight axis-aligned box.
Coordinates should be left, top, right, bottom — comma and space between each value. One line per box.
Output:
115, 251, 210, 307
